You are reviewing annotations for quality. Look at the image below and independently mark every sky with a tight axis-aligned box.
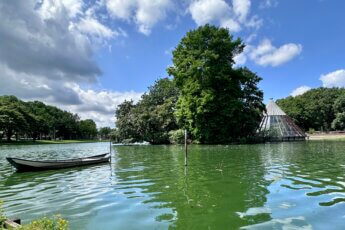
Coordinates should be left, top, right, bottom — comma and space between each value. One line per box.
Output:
1, 0, 345, 128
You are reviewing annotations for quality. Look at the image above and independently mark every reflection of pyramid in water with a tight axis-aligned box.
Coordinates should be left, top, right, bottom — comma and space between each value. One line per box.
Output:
258, 100, 306, 141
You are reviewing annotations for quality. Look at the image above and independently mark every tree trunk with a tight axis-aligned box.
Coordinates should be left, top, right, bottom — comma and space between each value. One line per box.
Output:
6, 129, 12, 142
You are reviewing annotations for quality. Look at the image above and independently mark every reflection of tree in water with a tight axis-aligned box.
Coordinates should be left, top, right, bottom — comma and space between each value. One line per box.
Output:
113, 145, 271, 229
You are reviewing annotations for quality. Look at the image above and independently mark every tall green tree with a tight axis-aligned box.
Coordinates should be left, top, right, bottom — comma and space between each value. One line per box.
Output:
167, 25, 264, 143
137, 78, 179, 144
115, 100, 140, 142
99, 127, 112, 139
115, 78, 179, 144
0, 96, 30, 141
79, 119, 97, 139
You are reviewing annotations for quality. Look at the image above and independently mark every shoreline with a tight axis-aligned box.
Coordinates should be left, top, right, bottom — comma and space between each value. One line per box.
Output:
308, 133, 345, 141
0, 140, 110, 146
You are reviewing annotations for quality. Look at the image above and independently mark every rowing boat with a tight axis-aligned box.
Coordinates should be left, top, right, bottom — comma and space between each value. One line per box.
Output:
6, 153, 110, 172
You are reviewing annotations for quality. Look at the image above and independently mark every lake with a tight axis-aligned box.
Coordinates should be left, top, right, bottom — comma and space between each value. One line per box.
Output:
1, 141, 345, 229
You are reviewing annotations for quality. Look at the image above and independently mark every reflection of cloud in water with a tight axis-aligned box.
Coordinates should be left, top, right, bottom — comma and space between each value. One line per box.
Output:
241, 216, 312, 230
279, 202, 295, 209
236, 207, 271, 218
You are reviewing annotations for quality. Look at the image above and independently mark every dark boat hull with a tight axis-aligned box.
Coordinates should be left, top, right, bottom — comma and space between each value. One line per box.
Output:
6, 153, 110, 172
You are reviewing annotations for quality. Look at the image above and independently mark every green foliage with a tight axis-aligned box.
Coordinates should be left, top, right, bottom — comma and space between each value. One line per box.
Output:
168, 129, 185, 144
0, 96, 31, 141
333, 93, 345, 114
0, 95, 98, 141
332, 112, 345, 130
0, 201, 6, 228
79, 119, 97, 139
308, 128, 315, 134
99, 127, 112, 139
115, 78, 179, 144
1, 200, 68, 230
115, 100, 140, 142
167, 25, 264, 143
277, 88, 345, 131
19, 216, 68, 230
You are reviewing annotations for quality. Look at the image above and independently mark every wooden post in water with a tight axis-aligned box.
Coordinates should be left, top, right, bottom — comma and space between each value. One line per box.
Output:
184, 129, 188, 166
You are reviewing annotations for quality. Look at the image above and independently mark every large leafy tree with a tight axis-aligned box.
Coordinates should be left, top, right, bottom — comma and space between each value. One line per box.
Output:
115, 78, 179, 144
0, 96, 30, 141
137, 78, 178, 144
99, 127, 112, 139
79, 119, 97, 139
115, 100, 140, 142
167, 25, 264, 143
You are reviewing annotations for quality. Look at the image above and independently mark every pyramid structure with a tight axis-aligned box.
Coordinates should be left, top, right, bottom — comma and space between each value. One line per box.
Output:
258, 100, 306, 141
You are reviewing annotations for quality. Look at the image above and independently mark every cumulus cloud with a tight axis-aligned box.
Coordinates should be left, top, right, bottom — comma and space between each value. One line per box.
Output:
0, 0, 123, 84
105, 0, 173, 35
291, 86, 311, 97
56, 85, 143, 127
188, 0, 262, 33
189, 0, 231, 25
320, 69, 345, 87
0, 0, 139, 127
232, 0, 251, 22
249, 39, 302, 67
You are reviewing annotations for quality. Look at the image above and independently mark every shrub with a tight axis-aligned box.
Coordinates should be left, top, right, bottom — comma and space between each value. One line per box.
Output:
168, 129, 185, 144
0, 200, 68, 230
0, 201, 6, 228
308, 128, 315, 134
20, 216, 68, 230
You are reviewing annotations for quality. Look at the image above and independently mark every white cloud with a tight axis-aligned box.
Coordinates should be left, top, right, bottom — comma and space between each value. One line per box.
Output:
38, 0, 84, 19
232, 0, 250, 22
188, 0, 263, 33
249, 39, 302, 67
0, 0, 138, 128
320, 69, 345, 87
220, 18, 241, 32
189, 0, 231, 25
234, 45, 252, 66
58, 84, 143, 127
77, 17, 116, 39
245, 15, 263, 30
105, 0, 136, 20
291, 86, 311, 97
106, 0, 173, 35
259, 0, 278, 9
234, 53, 247, 66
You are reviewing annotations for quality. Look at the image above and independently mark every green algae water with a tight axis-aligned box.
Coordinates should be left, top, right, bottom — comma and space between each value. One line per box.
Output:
1, 142, 345, 229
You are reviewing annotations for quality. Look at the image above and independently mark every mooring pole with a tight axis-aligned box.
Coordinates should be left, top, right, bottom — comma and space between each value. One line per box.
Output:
184, 129, 188, 166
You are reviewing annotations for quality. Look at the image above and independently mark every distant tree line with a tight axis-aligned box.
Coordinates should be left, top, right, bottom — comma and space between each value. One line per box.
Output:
114, 25, 265, 144
0, 95, 111, 142
277, 87, 345, 132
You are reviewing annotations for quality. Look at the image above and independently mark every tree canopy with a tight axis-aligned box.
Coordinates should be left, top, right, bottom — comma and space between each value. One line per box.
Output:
114, 78, 179, 144
167, 25, 264, 143
0, 95, 99, 141
277, 87, 345, 132
115, 25, 265, 144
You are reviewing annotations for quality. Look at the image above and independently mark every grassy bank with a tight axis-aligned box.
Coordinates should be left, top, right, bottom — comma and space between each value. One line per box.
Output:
0, 139, 109, 146
308, 133, 345, 141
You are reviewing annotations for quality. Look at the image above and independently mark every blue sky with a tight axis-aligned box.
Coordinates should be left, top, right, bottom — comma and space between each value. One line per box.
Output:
1, 0, 345, 127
